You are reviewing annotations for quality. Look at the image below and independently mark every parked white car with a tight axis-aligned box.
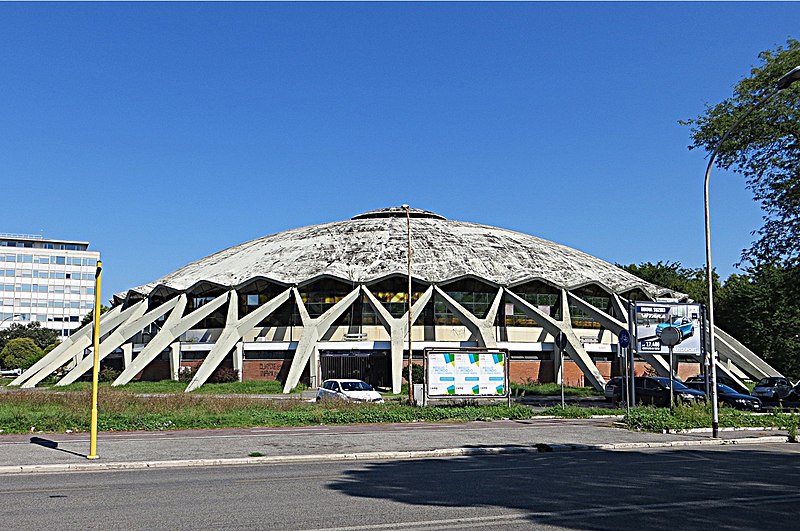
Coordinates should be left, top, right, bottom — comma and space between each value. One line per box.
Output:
0, 368, 22, 377
316, 379, 384, 403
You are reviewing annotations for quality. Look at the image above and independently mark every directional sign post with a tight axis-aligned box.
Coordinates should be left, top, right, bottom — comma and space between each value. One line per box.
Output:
618, 330, 631, 414
659, 326, 682, 413
555, 332, 568, 409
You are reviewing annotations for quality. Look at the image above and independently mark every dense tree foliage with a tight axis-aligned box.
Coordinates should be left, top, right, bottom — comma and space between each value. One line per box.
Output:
0, 322, 59, 352
716, 265, 800, 379
681, 39, 800, 267
0, 338, 44, 370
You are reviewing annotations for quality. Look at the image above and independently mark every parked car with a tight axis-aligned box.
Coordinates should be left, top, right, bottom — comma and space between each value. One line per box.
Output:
787, 382, 800, 401
604, 376, 624, 401
316, 379, 384, 403
616, 376, 705, 407
752, 377, 794, 401
655, 317, 694, 340
684, 381, 762, 411
0, 368, 22, 377
684, 375, 750, 395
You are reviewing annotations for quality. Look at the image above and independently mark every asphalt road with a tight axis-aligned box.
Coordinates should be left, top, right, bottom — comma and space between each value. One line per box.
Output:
3, 443, 799, 530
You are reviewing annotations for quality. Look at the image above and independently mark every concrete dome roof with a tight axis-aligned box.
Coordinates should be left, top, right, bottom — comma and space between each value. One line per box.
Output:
124, 207, 671, 299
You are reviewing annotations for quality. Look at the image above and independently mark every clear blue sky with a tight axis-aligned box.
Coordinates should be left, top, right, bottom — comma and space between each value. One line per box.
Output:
1, 3, 797, 299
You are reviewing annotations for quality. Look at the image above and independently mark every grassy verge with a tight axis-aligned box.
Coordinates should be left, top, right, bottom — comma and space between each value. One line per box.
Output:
510, 382, 602, 397
624, 403, 799, 436
540, 405, 623, 418
34, 379, 304, 395
0, 388, 542, 434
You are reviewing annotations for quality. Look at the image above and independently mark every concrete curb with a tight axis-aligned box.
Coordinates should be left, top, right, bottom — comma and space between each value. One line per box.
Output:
0, 435, 789, 475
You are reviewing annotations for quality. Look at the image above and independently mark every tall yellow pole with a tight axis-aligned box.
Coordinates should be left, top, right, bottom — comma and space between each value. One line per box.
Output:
87, 260, 102, 459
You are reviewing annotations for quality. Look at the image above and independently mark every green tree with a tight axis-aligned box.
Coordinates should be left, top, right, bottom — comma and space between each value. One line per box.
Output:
619, 261, 717, 304
0, 337, 44, 370
0, 322, 59, 352
681, 39, 800, 267
716, 265, 800, 379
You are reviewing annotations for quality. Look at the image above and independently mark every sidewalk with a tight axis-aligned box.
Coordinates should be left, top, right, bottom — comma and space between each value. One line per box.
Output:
0, 416, 789, 474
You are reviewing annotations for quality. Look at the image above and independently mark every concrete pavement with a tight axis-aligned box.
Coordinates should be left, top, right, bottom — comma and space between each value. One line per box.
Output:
0, 416, 790, 474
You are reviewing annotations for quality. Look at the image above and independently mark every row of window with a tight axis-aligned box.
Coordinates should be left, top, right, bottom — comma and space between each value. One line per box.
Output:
0, 269, 95, 280
1, 299, 93, 309
0, 313, 80, 323
0, 284, 94, 295
0, 241, 87, 251
0, 254, 97, 266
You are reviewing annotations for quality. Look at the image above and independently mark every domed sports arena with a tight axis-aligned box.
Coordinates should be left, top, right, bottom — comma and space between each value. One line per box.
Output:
12, 207, 780, 393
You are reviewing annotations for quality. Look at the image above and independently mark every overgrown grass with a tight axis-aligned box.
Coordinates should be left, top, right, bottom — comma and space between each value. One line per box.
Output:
624, 402, 799, 433
510, 382, 601, 397
540, 405, 624, 418
0, 389, 540, 434
36, 380, 305, 395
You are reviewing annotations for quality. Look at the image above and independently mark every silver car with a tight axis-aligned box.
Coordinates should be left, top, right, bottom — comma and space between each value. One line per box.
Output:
316, 379, 384, 403
752, 377, 794, 401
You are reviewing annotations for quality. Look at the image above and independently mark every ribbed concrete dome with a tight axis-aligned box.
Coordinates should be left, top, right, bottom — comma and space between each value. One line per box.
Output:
123, 208, 671, 299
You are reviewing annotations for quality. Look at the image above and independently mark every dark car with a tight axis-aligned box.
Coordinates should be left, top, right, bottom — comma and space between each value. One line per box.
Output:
604, 376, 624, 401
684, 375, 750, 395
617, 376, 705, 407
685, 382, 762, 411
752, 377, 794, 401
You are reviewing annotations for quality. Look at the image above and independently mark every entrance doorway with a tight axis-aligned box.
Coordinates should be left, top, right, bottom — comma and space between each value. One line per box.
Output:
319, 351, 390, 389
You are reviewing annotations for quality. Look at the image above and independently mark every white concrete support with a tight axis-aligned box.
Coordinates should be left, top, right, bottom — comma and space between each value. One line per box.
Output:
234, 341, 244, 382
122, 343, 133, 370
113, 293, 228, 386
282, 286, 362, 393
9, 305, 125, 387
170, 342, 180, 381
715, 362, 748, 393
611, 294, 629, 323
186, 288, 292, 392
567, 291, 670, 377
723, 357, 750, 381
433, 286, 503, 348
57, 297, 181, 386
714, 326, 782, 379
504, 288, 606, 390
363, 285, 434, 394
17, 301, 147, 388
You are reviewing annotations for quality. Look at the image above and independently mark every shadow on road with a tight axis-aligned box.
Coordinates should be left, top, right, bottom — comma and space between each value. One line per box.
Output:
30, 437, 87, 458
327, 445, 800, 530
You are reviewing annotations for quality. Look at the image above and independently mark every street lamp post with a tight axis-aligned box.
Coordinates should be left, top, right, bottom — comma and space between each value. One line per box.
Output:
402, 204, 414, 405
0, 313, 24, 329
704, 65, 800, 438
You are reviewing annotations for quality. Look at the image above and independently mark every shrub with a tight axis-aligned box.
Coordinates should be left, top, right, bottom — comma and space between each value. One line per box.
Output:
402, 363, 425, 385
179, 366, 238, 384
0, 338, 44, 370
210, 367, 239, 384
178, 366, 197, 383
99, 367, 122, 383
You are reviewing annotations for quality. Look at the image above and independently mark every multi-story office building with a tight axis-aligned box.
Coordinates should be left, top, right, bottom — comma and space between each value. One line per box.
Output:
0, 234, 100, 337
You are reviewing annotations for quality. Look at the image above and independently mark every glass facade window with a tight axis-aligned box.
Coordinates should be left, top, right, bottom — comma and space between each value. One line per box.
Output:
568, 285, 612, 329
297, 278, 354, 319
504, 281, 562, 327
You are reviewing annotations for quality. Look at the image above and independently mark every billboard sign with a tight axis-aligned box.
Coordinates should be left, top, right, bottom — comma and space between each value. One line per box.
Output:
426, 349, 508, 397
633, 302, 702, 355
